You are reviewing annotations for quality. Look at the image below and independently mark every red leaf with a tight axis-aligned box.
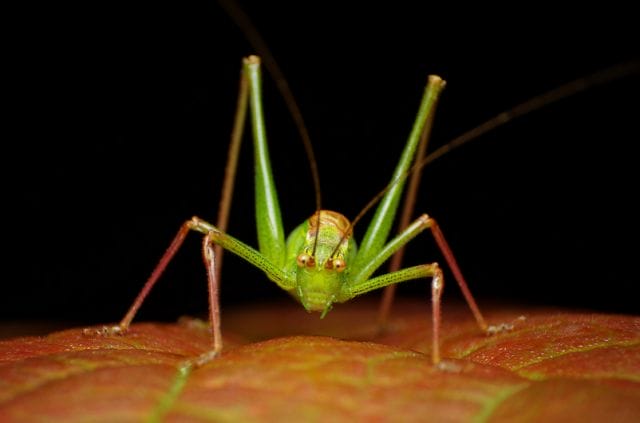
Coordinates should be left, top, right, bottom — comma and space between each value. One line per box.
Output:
1, 300, 638, 421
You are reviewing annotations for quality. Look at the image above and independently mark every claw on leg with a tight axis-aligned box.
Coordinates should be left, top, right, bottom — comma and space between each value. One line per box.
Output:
435, 360, 463, 373
486, 315, 526, 335
82, 324, 128, 337
179, 348, 221, 372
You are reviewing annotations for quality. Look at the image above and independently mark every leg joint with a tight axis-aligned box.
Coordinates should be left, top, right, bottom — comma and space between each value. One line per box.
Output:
417, 213, 436, 228
187, 216, 217, 235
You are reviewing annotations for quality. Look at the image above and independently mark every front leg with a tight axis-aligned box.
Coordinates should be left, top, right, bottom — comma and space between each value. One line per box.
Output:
85, 218, 202, 337
347, 213, 519, 364
349, 263, 445, 364
85, 216, 294, 364
351, 213, 488, 331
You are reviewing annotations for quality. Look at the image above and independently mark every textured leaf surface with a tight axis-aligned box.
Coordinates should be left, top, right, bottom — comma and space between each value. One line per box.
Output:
1, 300, 638, 422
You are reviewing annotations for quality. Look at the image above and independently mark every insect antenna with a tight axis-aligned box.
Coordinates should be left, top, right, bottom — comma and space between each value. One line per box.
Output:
218, 0, 324, 256
419, 61, 640, 171
330, 60, 640, 260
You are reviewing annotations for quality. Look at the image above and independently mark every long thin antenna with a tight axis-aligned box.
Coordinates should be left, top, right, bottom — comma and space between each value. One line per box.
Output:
347, 60, 639, 234
421, 61, 640, 168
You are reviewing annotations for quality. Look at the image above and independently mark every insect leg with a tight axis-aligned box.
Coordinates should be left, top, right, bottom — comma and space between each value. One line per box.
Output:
426, 216, 487, 331
347, 213, 498, 363
117, 220, 198, 332
202, 232, 222, 358
349, 261, 445, 364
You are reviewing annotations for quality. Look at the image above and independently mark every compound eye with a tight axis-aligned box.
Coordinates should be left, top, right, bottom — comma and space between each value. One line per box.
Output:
297, 253, 310, 267
334, 258, 346, 272
297, 253, 316, 268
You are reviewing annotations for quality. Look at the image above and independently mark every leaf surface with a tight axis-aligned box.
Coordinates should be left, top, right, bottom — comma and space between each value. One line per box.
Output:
1, 300, 638, 422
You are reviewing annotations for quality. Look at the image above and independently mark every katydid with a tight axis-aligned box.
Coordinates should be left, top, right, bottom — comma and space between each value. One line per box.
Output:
88, 54, 639, 366
93, 55, 492, 365
82, 0, 639, 363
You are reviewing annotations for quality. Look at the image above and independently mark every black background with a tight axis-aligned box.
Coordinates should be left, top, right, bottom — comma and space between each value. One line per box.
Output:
7, 2, 639, 327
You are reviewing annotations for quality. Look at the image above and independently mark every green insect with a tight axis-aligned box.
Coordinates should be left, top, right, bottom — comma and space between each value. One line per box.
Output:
90, 4, 638, 366
98, 55, 488, 365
